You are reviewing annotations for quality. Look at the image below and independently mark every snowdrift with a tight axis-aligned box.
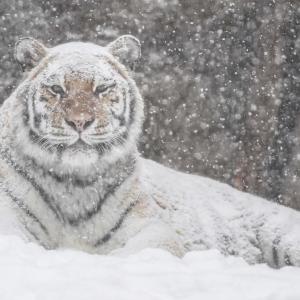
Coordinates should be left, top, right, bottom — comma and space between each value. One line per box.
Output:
0, 234, 299, 300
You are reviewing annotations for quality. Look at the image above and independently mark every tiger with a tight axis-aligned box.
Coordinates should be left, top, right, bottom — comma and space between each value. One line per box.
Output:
0, 35, 300, 268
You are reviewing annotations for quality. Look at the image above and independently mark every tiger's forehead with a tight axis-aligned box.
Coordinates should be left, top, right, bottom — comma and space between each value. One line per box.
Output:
48, 55, 114, 78
64, 75, 94, 92
29, 41, 129, 87
50, 41, 109, 56
35, 56, 120, 88
46, 42, 114, 77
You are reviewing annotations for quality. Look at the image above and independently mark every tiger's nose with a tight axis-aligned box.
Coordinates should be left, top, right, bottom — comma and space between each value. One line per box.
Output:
65, 115, 95, 132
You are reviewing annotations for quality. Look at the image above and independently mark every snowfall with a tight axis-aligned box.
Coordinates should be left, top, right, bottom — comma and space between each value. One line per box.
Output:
0, 234, 298, 300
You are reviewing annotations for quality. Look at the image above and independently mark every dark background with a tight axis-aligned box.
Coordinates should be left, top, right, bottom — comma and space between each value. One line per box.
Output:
1, 0, 300, 209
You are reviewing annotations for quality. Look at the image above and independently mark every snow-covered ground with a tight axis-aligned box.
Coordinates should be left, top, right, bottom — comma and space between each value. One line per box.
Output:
0, 235, 299, 300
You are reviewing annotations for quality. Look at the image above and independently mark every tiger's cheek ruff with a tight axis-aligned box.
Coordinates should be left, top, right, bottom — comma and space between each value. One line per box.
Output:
109, 88, 129, 128
21, 82, 59, 139
43, 93, 65, 131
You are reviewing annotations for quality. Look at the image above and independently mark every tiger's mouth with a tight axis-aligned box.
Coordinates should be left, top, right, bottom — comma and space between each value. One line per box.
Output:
37, 124, 126, 154
68, 139, 94, 150
47, 130, 114, 146
46, 129, 124, 153
55, 135, 111, 150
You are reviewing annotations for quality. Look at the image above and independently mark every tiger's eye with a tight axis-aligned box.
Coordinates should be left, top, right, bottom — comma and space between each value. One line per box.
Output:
40, 96, 48, 102
111, 96, 119, 103
50, 85, 65, 96
95, 82, 116, 96
95, 85, 109, 95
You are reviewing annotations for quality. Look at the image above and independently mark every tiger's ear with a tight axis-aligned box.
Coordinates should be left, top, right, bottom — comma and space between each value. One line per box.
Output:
106, 35, 141, 69
14, 37, 48, 72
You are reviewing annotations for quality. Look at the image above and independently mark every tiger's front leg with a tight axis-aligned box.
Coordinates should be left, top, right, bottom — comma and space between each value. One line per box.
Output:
110, 220, 185, 257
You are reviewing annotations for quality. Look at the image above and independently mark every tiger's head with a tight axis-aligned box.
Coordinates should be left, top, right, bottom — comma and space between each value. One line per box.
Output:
10, 36, 143, 177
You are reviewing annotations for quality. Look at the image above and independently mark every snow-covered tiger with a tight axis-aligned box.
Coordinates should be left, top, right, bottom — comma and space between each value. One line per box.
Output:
0, 35, 299, 268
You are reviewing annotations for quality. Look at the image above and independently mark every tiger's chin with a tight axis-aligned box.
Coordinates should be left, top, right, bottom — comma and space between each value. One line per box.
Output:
61, 147, 99, 172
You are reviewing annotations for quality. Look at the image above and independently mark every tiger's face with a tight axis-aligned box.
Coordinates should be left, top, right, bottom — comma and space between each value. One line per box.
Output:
29, 56, 130, 149
13, 36, 143, 174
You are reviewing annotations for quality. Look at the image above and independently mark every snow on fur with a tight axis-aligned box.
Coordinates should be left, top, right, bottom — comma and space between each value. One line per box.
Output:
0, 37, 300, 269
